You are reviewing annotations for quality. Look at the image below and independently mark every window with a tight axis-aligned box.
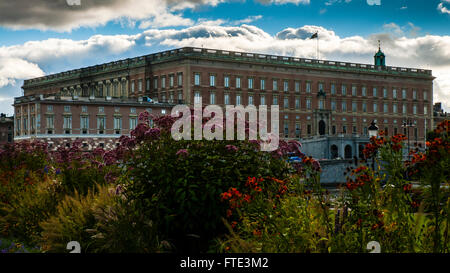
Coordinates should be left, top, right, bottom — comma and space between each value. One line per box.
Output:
46, 116, 54, 128
260, 79, 265, 90
424, 105, 428, 115
249, 95, 254, 105
284, 80, 289, 92
248, 78, 254, 89
194, 91, 201, 104
161, 76, 166, 89
210, 75, 216, 87
362, 86, 367, 97
284, 97, 289, 109
131, 81, 135, 93
331, 100, 336, 111
306, 99, 311, 109
47, 105, 53, 112
178, 73, 183, 86
138, 79, 143, 92
284, 122, 289, 137
99, 107, 104, 113
332, 126, 336, 135
343, 126, 347, 134
363, 102, 367, 112
403, 104, 407, 114
319, 100, 324, 110
373, 87, 377, 97
331, 84, 336, 95
342, 101, 347, 111
130, 108, 136, 114
413, 90, 417, 100
273, 95, 278, 105
352, 85, 357, 96
393, 103, 398, 113
224, 76, 230, 88
413, 105, 417, 114
115, 107, 120, 113
129, 117, 137, 130
154, 78, 158, 89
341, 85, 347, 95
224, 94, 230, 105
63, 116, 72, 130
273, 79, 278, 91
97, 117, 106, 134
81, 116, 89, 134
384, 103, 389, 113
424, 91, 428, 101
295, 98, 300, 109
402, 89, 407, 99
146, 78, 151, 91
236, 77, 241, 89
260, 95, 265, 105
295, 81, 300, 93
307, 124, 312, 135
295, 124, 301, 138
319, 82, 324, 92
194, 73, 200, 86
114, 117, 122, 134
393, 89, 397, 99
170, 75, 174, 88
352, 101, 357, 112
306, 82, 311, 93
210, 92, 216, 104
236, 94, 241, 105
64, 106, 71, 113
353, 126, 357, 134
383, 88, 388, 98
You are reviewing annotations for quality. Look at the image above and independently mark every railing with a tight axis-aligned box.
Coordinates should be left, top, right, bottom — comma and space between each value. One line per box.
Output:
23, 47, 433, 86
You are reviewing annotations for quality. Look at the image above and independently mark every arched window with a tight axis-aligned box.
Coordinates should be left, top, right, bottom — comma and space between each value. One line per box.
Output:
331, 145, 339, 159
345, 145, 352, 159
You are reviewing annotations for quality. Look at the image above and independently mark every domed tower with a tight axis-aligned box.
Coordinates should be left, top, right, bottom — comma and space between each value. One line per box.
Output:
374, 40, 386, 67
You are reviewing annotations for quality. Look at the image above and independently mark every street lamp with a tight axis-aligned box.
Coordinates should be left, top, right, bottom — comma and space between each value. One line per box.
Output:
368, 120, 379, 138
402, 119, 416, 161
368, 120, 379, 170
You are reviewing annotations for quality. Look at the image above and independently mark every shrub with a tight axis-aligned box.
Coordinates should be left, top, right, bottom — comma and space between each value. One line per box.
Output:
39, 185, 118, 253
118, 112, 298, 252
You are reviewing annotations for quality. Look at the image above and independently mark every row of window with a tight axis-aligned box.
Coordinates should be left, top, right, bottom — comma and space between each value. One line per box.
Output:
282, 123, 420, 138
193, 93, 429, 114
194, 73, 429, 99
147, 73, 183, 91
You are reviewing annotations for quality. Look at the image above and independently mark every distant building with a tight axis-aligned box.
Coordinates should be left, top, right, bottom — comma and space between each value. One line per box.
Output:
433, 102, 449, 129
15, 46, 434, 153
0, 114, 14, 146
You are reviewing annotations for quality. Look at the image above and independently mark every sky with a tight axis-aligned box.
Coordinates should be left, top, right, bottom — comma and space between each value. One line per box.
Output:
0, 0, 449, 115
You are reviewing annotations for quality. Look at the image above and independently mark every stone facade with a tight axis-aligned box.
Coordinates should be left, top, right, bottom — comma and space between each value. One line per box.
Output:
14, 47, 435, 148
0, 114, 14, 146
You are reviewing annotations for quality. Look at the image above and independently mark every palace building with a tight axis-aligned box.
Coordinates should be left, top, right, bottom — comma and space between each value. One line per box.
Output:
14, 46, 434, 152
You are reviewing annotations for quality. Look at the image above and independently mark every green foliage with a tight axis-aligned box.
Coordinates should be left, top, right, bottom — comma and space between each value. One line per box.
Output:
123, 132, 291, 252
39, 185, 118, 253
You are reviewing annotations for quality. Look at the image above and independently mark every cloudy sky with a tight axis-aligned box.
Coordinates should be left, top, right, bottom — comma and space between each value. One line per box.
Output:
0, 0, 449, 115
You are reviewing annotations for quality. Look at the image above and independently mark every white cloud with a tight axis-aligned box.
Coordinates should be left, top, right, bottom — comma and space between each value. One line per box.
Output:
367, 0, 381, 5
438, 2, 450, 14
0, 58, 45, 88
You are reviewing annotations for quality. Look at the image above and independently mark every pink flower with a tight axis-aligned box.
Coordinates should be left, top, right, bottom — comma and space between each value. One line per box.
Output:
225, 145, 238, 152
176, 149, 189, 157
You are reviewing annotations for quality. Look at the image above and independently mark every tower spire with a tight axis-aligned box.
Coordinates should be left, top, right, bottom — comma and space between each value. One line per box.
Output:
374, 40, 385, 67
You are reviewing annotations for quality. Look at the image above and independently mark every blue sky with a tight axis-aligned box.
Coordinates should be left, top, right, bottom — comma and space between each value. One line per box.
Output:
0, 0, 449, 115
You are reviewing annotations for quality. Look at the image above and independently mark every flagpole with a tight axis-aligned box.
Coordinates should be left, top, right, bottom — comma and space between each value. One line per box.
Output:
317, 35, 319, 59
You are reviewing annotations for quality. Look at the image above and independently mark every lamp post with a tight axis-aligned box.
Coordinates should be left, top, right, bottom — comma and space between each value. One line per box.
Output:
368, 120, 379, 170
402, 119, 416, 161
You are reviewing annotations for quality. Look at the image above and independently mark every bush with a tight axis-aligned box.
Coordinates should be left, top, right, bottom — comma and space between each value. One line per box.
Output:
118, 113, 297, 252
39, 185, 118, 253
